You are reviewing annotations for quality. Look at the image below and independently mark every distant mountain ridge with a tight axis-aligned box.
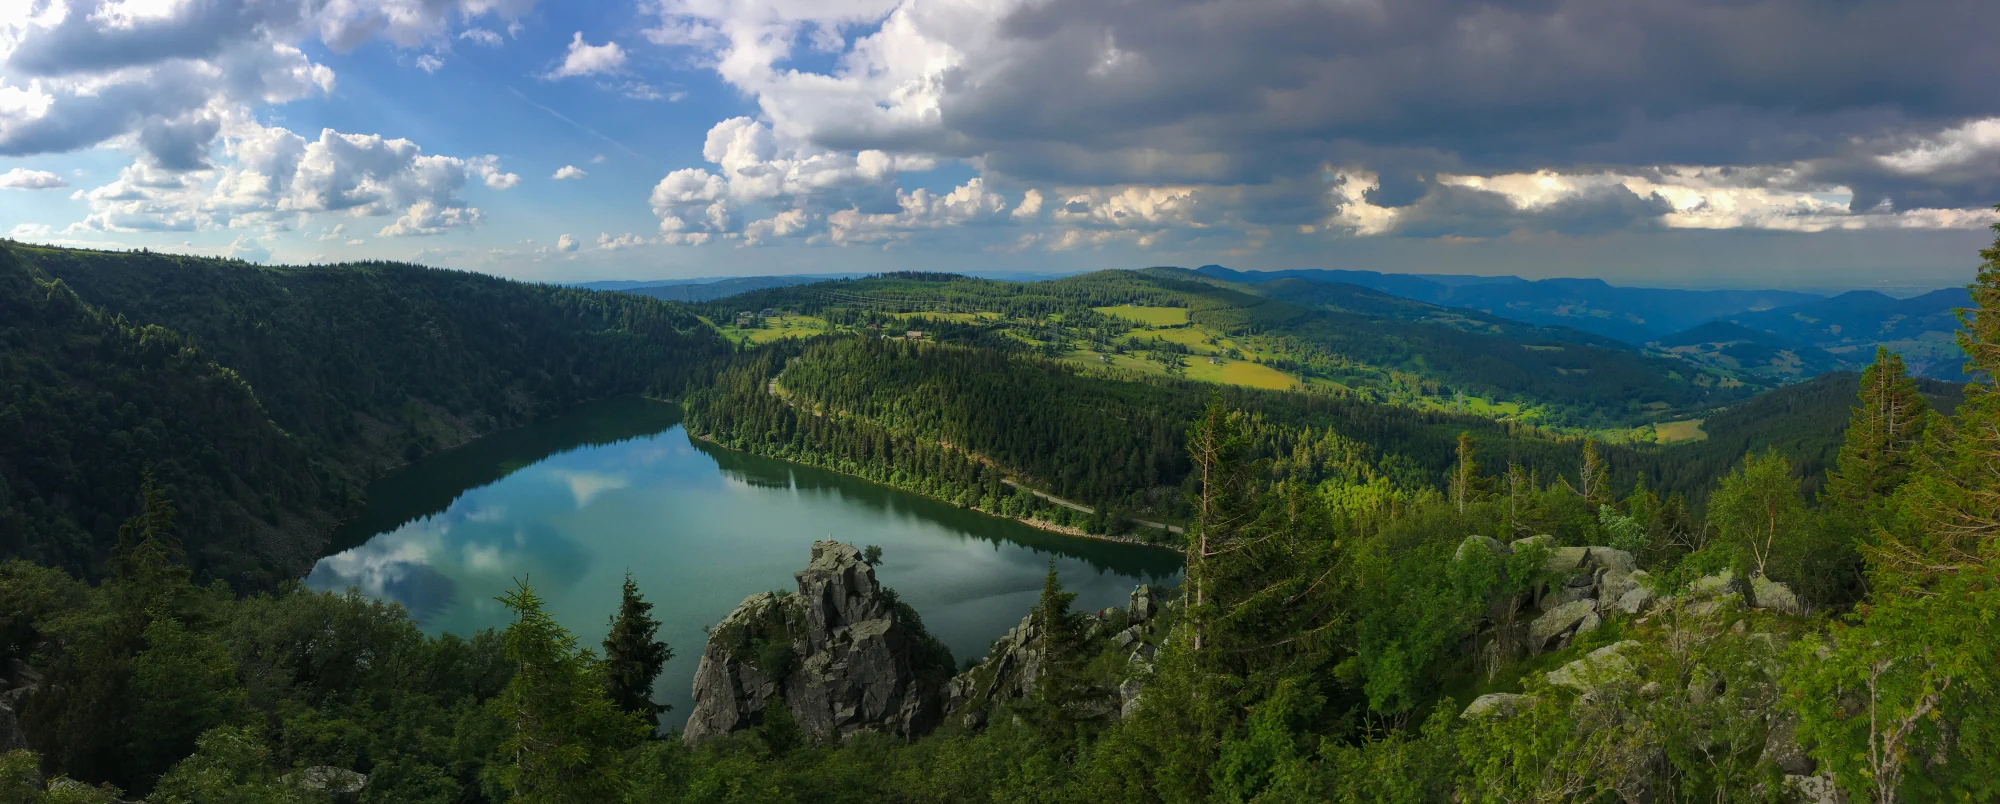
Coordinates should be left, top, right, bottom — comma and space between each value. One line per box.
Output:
1195, 265, 1822, 344
1199, 264, 1971, 381
1721, 288, 1973, 381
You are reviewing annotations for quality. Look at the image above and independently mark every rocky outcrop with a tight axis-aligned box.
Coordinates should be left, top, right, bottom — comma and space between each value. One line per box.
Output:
1529, 600, 1601, 653
1462, 693, 1536, 719
947, 584, 1171, 729
284, 766, 369, 797
683, 541, 953, 745
1546, 641, 1638, 693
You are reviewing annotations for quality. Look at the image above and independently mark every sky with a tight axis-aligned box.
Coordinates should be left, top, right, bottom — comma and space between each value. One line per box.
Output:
1, 0, 1997, 290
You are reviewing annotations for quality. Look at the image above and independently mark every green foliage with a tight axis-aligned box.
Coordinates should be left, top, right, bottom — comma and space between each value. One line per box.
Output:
602, 573, 673, 727
149, 727, 312, 804
1707, 450, 1807, 579
489, 578, 648, 802
1785, 571, 2000, 803
1825, 348, 1930, 516
2, 243, 724, 586
1022, 560, 1092, 741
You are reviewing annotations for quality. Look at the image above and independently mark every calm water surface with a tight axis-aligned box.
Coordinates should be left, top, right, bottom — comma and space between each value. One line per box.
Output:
308, 397, 1183, 722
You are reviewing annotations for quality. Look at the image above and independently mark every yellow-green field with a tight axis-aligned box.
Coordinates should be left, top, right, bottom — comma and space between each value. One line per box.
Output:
1654, 419, 1708, 443
1185, 358, 1297, 390
706, 314, 832, 344
1064, 350, 1297, 390
1094, 305, 1190, 326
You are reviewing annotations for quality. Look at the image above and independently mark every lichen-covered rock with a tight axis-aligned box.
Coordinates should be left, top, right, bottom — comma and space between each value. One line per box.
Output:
1615, 584, 1655, 615
1764, 714, 1815, 775
1787, 774, 1846, 804
1462, 693, 1536, 719
1128, 585, 1156, 625
684, 541, 951, 745
284, 766, 368, 795
1455, 535, 1509, 564
1547, 641, 1638, 692
1751, 576, 1803, 614
1528, 600, 1600, 653
1688, 570, 1737, 599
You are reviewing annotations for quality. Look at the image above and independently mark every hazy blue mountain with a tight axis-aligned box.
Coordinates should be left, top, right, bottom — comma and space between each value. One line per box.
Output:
1723, 288, 1973, 381
1196, 264, 1821, 344
1648, 320, 1848, 382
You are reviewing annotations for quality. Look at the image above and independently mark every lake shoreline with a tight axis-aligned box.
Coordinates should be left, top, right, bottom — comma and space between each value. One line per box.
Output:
690, 433, 1185, 555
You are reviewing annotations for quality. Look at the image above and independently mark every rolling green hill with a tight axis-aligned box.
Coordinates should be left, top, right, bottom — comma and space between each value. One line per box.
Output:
704, 269, 1751, 430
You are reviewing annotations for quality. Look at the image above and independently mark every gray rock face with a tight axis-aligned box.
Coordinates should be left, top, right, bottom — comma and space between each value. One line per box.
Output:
1614, 583, 1655, 615
285, 766, 369, 795
1128, 585, 1157, 625
1547, 641, 1638, 692
1787, 774, 1846, 804
1528, 600, 1601, 653
684, 541, 950, 745
947, 586, 1170, 729
1462, 693, 1536, 719
1764, 715, 1815, 775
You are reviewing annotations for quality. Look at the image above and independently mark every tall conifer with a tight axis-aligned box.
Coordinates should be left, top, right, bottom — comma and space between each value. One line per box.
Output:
1825, 347, 1928, 514
602, 573, 672, 726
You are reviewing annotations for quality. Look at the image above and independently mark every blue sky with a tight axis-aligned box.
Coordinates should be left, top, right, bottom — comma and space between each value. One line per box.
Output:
2, 0, 1997, 289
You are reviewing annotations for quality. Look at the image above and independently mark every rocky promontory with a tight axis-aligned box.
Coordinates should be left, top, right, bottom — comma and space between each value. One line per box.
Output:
683, 540, 955, 745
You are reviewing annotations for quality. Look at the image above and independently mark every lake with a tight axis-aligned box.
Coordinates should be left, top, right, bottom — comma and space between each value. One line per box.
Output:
307, 397, 1183, 723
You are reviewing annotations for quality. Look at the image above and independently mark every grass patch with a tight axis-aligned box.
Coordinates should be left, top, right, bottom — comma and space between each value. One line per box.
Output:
1094, 305, 1190, 326
1186, 359, 1297, 390
711, 314, 832, 345
1654, 419, 1708, 443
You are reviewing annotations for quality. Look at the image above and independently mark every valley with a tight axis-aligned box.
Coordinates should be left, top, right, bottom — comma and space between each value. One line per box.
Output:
0, 240, 1991, 803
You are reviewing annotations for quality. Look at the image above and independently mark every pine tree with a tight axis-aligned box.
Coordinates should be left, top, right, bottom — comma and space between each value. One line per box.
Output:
1451, 432, 1480, 514
1186, 399, 1250, 654
491, 578, 647, 803
1825, 347, 1929, 514
602, 573, 672, 727
1884, 214, 2000, 580
1028, 559, 1089, 739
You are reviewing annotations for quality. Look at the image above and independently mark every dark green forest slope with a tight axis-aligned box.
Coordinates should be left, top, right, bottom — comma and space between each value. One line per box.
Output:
706, 269, 1750, 429
0, 243, 724, 586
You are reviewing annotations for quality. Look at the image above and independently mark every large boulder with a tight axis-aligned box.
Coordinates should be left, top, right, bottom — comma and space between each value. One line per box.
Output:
1614, 583, 1656, 615
1546, 641, 1638, 692
1528, 600, 1600, 654
1462, 693, 1536, 719
684, 541, 952, 745
284, 766, 368, 796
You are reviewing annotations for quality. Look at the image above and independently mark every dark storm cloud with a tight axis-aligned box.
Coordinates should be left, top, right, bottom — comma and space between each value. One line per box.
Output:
926, 0, 2000, 188
1387, 183, 1673, 239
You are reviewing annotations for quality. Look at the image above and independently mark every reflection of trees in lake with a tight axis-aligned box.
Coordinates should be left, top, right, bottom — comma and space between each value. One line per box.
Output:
689, 436, 1183, 583
328, 397, 682, 553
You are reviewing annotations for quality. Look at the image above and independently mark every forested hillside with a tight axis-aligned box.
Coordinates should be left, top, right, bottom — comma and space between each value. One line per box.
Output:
707, 268, 1748, 430
0, 243, 726, 585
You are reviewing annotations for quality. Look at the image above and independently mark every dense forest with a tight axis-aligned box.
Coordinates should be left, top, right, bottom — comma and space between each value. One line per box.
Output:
0, 243, 727, 587
704, 268, 1753, 429
0, 227, 1993, 802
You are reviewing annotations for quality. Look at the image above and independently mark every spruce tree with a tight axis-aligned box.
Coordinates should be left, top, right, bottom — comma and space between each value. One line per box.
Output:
1451, 432, 1480, 514
1028, 559, 1089, 740
1885, 214, 2000, 580
491, 579, 647, 803
1825, 347, 1929, 514
602, 573, 673, 726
